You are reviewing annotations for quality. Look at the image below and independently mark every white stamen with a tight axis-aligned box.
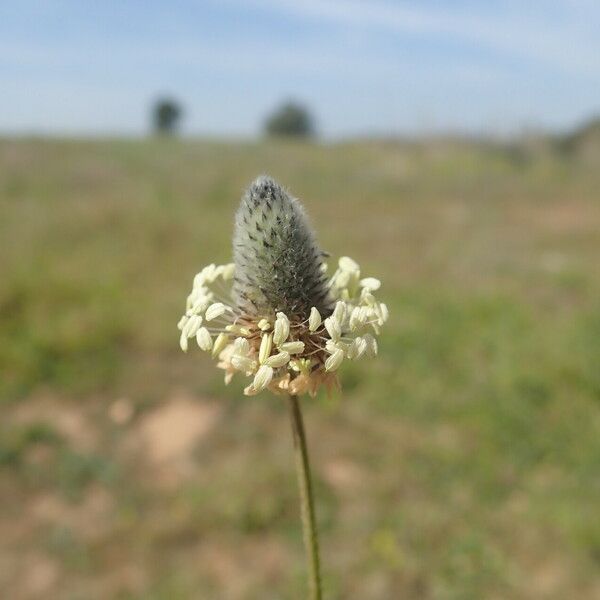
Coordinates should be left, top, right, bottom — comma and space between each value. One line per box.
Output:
233, 337, 250, 355
195, 263, 217, 285
290, 358, 312, 373
225, 324, 252, 336
339, 256, 360, 272
363, 333, 378, 356
309, 307, 322, 332
360, 277, 381, 291
265, 351, 290, 368
325, 339, 344, 354
334, 270, 351, 288
259, 333, 273, 364
212, 332, 230, 357
347, 336, 367, 360
324, 316, 342, 341
273, 313, 290, 346
183, 314, 203, 338
179, 332, 189, 352
206, 302, 227, 321
190, 297, 211, 315
196, 327, 213, 351
349, 306, 368, 331
252, 365, 274, 392
222, 263, 236, 280
379, 303, 389, 324
231, 355, 255, 372
325, 348, 344, 372
279, 341, 305, 354
258, 318, 271, 331
333, 301, 347, 324
361, 291, 376, 306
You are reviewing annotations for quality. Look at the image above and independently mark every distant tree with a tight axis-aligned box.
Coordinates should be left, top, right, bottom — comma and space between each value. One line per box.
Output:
152, 97, 183, 135
264, 101, 315, 138
555, 115, 600, 156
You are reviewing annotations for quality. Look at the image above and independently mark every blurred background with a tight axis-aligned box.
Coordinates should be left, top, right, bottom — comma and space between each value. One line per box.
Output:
1, 2, 599, 599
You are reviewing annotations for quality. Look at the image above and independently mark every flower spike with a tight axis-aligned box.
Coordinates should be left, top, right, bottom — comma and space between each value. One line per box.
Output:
233, 176, 331, 318
177, 176, 387, 396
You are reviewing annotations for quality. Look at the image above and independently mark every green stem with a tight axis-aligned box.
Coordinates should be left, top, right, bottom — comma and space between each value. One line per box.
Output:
288, 394, 323, 600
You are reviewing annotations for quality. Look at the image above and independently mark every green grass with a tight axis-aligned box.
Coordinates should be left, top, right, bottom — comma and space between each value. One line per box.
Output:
0, 136, 599, 599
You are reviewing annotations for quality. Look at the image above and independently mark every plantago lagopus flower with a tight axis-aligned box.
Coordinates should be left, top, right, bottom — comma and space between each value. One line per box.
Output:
177, 175, 387, 397
178, 175, 387, 599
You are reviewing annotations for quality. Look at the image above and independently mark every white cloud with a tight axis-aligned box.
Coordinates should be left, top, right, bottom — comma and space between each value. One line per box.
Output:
223, 0, 600, 76
1, 0, 598, 136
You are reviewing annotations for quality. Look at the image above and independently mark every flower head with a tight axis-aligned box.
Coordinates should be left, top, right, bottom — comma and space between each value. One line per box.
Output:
233, 175, 331, 317
178, 176, 387, 397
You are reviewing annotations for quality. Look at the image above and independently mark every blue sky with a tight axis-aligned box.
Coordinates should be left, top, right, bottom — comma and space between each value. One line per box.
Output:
1, 0, 598, 138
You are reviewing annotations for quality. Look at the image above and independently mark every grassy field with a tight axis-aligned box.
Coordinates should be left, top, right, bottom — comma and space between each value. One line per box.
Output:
1, 136, 599, 599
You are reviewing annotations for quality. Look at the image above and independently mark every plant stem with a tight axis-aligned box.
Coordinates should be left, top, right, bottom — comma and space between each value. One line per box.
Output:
287, 394, 323, 600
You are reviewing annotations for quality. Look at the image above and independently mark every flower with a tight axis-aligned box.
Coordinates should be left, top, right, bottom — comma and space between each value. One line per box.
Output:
177, 175, 388, 396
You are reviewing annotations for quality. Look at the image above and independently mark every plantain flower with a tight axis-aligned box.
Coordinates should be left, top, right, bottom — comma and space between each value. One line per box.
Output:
177, 175, 387, 397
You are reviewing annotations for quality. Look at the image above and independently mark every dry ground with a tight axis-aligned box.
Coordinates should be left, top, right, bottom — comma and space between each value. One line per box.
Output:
1, 137, 599, 599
